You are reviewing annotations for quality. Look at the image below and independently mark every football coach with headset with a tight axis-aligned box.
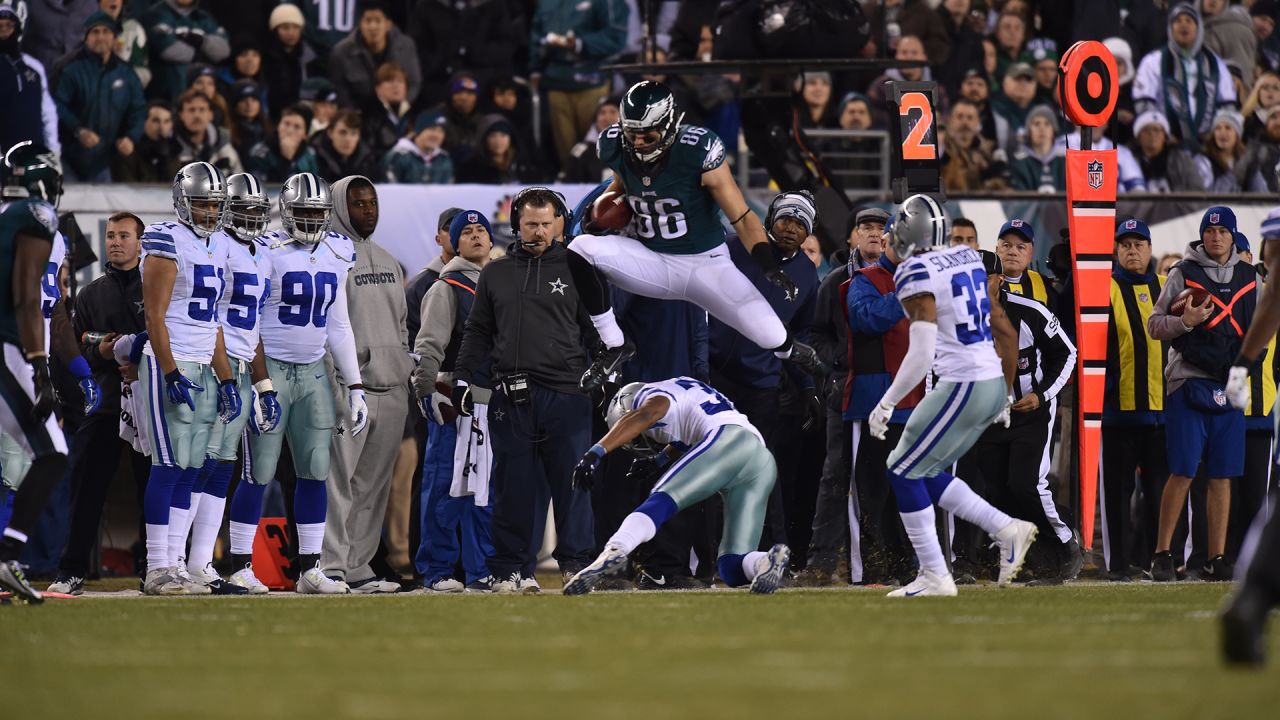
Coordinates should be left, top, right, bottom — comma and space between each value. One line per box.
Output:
452, 187, 597, 593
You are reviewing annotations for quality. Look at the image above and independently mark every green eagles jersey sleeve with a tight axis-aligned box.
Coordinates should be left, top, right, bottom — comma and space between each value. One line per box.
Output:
5, 199, 59, 244
596, 123, 624, 173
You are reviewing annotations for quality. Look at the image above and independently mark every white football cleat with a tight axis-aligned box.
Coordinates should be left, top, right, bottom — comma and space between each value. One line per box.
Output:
886, 569, 958, 597
348, 577, 400, 594
173, 563, 212, 595
296, 565, 350, 595
427, 577, 465, 593
491, 573, 521, 594
142, 567, 186, 596
994, 520, 1039, 586
562, 543, 628, 596
227, 564, 270, 594
749, 544, 791, 595
189, 562, 250, 595
518, 575, 541, 595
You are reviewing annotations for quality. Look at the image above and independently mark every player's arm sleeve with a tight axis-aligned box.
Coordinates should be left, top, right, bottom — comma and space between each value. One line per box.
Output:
325, 277, 363, 387
454, 270, 497, 385
411, 281, 456, 392
140, 228, 178, 261
692, 305, 710, 382
577, 0, 629, 59
847, 273, 907, 335
892, 259, 934, 303
1029, 302, 1076, 401
596, 126, 622, 169
1147, 265, 1193, 340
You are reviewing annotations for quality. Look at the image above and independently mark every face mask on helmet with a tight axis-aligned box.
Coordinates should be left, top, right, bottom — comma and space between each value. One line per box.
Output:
279, 173, 333, 245
172, 162, 227, 238
887, 194, 948, 260
620, 81, 684, 164
605, 382, 666, 453
224, 172, 269, 238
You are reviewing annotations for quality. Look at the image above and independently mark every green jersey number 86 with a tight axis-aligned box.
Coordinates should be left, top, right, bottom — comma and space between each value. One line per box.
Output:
627, 197, 688, 241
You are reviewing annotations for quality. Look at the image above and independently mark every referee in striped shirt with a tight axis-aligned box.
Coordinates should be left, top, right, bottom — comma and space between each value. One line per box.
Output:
958, 251, 1082, 582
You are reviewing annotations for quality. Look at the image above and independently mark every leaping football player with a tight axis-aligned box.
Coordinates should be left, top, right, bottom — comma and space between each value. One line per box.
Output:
564, 377, 790, 595
868, 195, 1038, 597
568, 80, 826, 391
226, 172, 367, 595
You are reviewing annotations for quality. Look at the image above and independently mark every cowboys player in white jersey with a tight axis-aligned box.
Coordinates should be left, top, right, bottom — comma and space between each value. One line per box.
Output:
867, 195, 1038, 597
168, 172, 281, 594
226, 172, 368, 595
138, 161, 243, 596
564, 377, 790, 595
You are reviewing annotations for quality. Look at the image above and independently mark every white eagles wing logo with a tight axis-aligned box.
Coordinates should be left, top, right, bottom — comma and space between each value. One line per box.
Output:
702, 137, 726, 171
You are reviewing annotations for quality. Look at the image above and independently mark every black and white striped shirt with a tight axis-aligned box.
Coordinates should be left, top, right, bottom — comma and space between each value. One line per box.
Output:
1004, 292, 1076, 404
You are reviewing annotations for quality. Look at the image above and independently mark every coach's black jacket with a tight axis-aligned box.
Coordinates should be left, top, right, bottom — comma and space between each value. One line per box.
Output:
454, 241, 596, 395
73, 262, 146, 416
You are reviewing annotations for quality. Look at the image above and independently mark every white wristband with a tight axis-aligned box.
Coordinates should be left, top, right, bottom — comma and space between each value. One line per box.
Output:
254, 379, 274, 394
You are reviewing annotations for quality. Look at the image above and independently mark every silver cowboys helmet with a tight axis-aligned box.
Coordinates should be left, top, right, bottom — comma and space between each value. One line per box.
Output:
279, 172, 332, 245
172, 161, 227, 238
605, 381, 666, 452
224, 172, 269, 238
620, 80, 685, 164
888, 194, 948, 260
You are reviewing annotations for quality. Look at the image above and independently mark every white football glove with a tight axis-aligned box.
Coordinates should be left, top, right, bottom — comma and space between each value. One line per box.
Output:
1226, 366, 1250, 410
993, 395, 1013, 428
349, 387, 369, 436
868, 399, 894, 440
112, 333, 137, 366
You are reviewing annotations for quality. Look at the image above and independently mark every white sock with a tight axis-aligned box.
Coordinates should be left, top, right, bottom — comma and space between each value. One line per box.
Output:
773, 346, 794, 359
2, 527, 28, 544
937, 478, 1013, 535
589, 309, 625, 348
145, 523, 169, 573
188, 493, 227, 570
297, 522, 325, 556
608, 512, 656, 555
229, 520, 258, 556
166, 508, 189, 568
899, 507, 948, 576
742, 551, 768, 580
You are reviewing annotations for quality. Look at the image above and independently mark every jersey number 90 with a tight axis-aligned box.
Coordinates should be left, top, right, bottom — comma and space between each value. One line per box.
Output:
280, 270, 339, 328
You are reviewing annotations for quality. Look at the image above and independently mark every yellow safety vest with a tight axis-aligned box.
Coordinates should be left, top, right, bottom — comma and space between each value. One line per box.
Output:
1005, 270, 1051, 307
1108, 275, 1167, 413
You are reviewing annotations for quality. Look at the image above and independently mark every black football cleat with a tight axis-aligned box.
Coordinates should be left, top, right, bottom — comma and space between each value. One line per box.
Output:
785, 341, 829, 378
580, 338, 636, 392
1221, 586, 1271, 666
1150, 551, 1177, 582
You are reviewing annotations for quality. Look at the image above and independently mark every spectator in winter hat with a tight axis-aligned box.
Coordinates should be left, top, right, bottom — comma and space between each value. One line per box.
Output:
1196, 108, 1264, 192
362, 63, 414, 159
1132, 3, 1238, 144
298, 77, 338, 138
384, 110, 453, 185
263, 2, 315, 111
1010, 105, 1066, 192
228, 78, 269, 160
434, 71, 483, 166
1131, 110, 1207, 192
329, 0, 422, 110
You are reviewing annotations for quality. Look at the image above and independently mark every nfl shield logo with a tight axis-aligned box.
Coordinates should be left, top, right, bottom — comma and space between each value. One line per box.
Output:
1214, 389, 1227, 407
1210, 212, 1220, 224
1125, 219, 1137, 230
1139, 293, 1149, 302
1018, 357, 1029, 370
1087, 160, 1103, 189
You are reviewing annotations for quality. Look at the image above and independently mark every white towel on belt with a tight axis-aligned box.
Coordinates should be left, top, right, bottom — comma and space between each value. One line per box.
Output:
119, 379, 151, 457
450, 402, 491, 507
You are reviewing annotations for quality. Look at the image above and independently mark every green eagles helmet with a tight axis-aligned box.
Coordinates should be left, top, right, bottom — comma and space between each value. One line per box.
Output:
620, 80, 684, 164
2, 141, 63, 207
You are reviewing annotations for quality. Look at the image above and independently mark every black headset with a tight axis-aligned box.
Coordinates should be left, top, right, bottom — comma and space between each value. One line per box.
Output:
510, 186, 572, 243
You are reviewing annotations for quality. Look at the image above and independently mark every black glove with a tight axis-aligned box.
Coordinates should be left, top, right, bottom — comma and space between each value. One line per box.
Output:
625, 452, 671, 486
29, 355, 56, 421
750, 242, 798, 301
176, 29, 205, 51
572, 445, 606, 491
766, 270, 799, 301
451, 384, 474, 417
801, 391, 823, 432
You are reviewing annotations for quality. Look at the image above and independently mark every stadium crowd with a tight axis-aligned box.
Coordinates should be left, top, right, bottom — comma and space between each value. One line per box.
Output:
0, 0, 1278, 599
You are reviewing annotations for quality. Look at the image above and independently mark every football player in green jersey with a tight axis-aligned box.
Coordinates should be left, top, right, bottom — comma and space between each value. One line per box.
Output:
568, 80, 827, 392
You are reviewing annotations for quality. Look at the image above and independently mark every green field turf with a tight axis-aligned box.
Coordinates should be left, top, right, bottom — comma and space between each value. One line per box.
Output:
1, 583, 1275, 720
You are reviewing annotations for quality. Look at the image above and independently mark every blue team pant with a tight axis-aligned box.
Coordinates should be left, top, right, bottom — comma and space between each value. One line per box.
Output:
415, 414, 494, 584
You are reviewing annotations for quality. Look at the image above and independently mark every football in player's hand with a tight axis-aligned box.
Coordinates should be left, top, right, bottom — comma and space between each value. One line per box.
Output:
1169, 286, 1212, 315
436, 380, 459, 423
590, 189, 632, 232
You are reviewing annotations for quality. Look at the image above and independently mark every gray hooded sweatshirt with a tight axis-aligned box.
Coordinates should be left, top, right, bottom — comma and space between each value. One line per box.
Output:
410, 255, 488, 401
1147, 240, 1246, 393
328, 175, 414, 392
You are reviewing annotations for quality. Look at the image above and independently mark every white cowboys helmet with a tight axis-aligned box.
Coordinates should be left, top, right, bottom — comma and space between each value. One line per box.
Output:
172, 161, 227, 238
224, 172, 269, 238
887, 194, 948, 260
620, 80, 685, 164
605, 381, 666, 452
279, 172, 332, 245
